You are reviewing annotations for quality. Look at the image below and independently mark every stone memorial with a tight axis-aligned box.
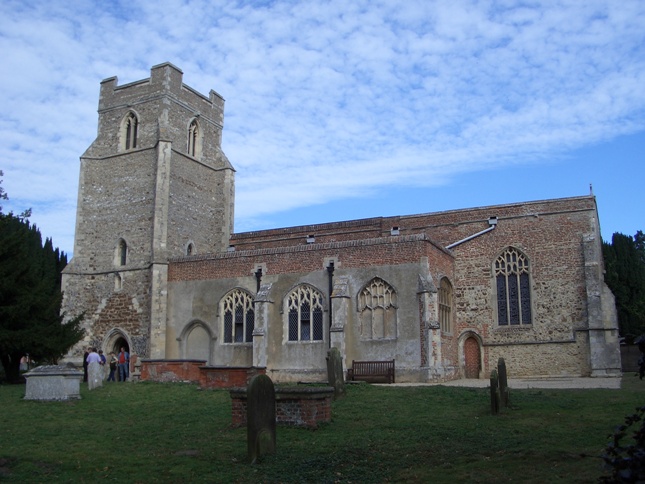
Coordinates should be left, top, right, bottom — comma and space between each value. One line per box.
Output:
497, 357, 510, 408
24, 365, 83, 401
326, 347, 345, 399
489, 369, 500, 415
247, 374, 276, 464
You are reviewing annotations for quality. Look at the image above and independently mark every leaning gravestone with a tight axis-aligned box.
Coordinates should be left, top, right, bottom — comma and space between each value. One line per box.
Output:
326, 347, 345, 399
24, 365, 83, 401
489, 369, 500, 415
497, 358, 510, 408
247, 374, 276, 464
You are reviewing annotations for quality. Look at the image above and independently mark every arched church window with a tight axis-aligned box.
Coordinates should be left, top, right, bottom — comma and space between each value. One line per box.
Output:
358, 277, 397, 339
121, 112, 138, 150
494, 247, 532, 326
188, 119, 199, 157
186, 242, 195, 256
221, 289, 255, 343
117, 239, 127, 266
439, 277, 453, 334
287, 285, 324, 342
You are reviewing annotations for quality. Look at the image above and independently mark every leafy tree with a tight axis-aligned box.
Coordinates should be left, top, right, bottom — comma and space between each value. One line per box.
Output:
0, 172, 83, 382
603, 232, 645, 341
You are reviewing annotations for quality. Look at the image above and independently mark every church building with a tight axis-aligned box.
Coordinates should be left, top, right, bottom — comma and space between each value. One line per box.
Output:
61, 63, 621, 382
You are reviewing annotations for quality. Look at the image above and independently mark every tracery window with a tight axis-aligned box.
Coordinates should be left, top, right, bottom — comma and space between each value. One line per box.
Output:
123, 112, 138, 150
188, 120, 199, 157
438, 278, 453, 334
494, 247, 532, 326
358, 278, 397, 339
287, 285, 324, 342
222, 289, 255, 343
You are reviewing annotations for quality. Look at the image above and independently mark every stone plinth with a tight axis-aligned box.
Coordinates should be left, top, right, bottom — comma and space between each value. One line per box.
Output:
24, 365, 83, 401
230, 386, 334, 429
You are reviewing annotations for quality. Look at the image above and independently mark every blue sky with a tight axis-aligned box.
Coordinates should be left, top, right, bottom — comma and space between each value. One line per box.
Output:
1, 0, 644, 256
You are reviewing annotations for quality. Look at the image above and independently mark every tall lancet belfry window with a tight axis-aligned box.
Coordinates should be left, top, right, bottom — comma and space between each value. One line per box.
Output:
494, 247, 532, 326
188, 120, 198, 157
124, 112, 138, 150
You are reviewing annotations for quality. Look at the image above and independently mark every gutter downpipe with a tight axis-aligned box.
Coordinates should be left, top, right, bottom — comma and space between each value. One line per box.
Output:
327, 261, 334, 349
446, 217, 498, 250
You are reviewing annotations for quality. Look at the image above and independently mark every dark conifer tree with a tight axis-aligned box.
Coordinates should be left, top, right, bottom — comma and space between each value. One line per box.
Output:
603, 232, 645, 340
0, 172, 83, 382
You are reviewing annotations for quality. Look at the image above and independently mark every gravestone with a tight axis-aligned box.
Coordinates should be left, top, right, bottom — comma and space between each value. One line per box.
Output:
326, 347, 345, 399
489, 369, 500, 415
24, 365, 83, 401
497, 358, 510, 408
247, 374, 276, 464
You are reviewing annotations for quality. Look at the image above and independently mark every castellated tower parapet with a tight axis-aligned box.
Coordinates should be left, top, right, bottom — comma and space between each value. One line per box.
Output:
62, 63, 235, 361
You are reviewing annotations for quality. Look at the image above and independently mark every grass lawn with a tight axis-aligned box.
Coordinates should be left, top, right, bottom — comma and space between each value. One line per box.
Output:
1, 374, 643, 483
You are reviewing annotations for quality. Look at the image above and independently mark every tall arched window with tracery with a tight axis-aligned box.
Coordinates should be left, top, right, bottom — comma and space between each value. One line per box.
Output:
439, 277, 453, 334
287, 285, 324, 342
221, 289, 255, 343
494, 247, 532, 326
358, 278, 397, 339
121, 112, 138, 150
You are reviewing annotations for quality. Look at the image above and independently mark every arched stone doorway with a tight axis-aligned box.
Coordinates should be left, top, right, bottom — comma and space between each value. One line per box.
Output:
103, 329, 131, 381
464, 337, 481, 379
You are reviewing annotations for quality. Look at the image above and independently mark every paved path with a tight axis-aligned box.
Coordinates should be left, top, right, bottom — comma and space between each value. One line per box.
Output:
382, 377, 622, 389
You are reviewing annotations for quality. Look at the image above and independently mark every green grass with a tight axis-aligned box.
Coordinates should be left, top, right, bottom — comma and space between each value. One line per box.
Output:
1, 375, 644, 483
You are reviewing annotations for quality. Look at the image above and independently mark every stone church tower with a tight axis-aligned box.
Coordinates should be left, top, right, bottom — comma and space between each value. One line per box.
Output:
62, 63, 235, 360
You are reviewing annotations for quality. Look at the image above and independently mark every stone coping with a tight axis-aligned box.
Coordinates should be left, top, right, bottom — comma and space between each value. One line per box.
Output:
230, 386, 334, 399
24, 365, 83, 377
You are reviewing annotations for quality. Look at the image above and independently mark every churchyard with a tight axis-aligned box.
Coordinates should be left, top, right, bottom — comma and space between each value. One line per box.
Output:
1, 375, 643, 482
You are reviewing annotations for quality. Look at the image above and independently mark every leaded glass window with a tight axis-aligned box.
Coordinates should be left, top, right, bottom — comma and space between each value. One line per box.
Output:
358, 278, 397, 339
221, 289, 255, 343
287, 285, 324, 342
494, 248, 532, 326
439, 278, 453, 334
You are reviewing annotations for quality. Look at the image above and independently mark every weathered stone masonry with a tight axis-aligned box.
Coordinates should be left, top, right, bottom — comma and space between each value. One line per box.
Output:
62, 63, 621, 382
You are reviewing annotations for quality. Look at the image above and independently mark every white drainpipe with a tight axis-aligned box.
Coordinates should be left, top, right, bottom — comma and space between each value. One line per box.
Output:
446, 217, 498, 249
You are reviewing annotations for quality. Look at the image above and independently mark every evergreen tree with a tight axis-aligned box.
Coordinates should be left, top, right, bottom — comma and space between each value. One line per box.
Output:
0, 172, 83, 382
603, 232, 645, 340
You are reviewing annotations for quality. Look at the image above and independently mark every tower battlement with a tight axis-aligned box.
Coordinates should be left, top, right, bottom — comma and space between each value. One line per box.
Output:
98, 62, 225, 128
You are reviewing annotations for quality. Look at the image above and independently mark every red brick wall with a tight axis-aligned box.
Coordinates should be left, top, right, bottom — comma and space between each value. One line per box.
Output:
230, 387, 334, 429
140, 360, 205, 382
199, 367, 265, 389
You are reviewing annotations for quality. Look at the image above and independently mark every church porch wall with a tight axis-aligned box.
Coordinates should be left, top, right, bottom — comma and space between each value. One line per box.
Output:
166, 277, 255, 367
485, 334, 591, 377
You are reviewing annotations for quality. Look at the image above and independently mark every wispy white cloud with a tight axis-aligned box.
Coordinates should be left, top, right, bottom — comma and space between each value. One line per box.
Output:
1, 0, 644, 253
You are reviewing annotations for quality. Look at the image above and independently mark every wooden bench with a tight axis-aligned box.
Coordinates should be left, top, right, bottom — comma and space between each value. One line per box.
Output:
347, 360, 395, 384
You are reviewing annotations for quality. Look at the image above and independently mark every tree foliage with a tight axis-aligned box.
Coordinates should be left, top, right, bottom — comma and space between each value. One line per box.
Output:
0, 172, 83, 382
601, 405, 645, 482
603, 231, 645, 341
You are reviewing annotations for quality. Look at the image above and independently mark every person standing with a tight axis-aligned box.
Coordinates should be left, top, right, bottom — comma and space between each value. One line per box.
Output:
118, 347, 130, 382
107, 352, 117, 382
82, 348, 89, 383
86, 348, 103, 390
99, 350, 107, 380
